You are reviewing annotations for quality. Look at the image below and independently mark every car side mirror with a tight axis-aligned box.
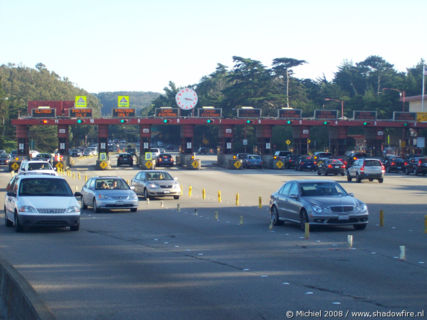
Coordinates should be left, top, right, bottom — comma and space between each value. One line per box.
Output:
289, 194, 299, 199
74, 192, 82, 199
130, 186, 135, 190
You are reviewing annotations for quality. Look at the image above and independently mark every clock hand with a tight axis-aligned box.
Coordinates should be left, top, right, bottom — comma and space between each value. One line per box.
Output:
184, 98, 193, 101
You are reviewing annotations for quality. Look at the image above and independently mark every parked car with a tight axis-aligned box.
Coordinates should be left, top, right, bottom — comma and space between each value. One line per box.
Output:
384, 157, 406, 173
18, 160, 58, 176
405, 156, 427, 175
117, 153, 133, 167
131, 170, 181, 200
4, 174, 81, 232
242, 154, 263, 168
156, 153, 174, 167
69, 149, 83, 157
0, 153, 11, 165
80, 176, 138, 212
295, 155, 317, 171
273, 151, 294, 168
317, 159, 346, 176
347, 158, 385, 183
269, 179, 369, 230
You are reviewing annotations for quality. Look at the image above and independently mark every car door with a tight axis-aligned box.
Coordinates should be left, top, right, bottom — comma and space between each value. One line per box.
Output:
82, 178, 95, 205
286, 182, 302, 221
275, 183, 291, 219
132, 172, 145, 194
348, 160, 359, 177
5, 176, 18, 219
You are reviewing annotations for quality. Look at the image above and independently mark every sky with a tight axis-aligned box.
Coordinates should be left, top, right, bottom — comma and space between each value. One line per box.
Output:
1, 0, 426, 94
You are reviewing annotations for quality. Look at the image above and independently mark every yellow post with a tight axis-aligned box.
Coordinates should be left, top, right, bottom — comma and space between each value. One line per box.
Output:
85, 175, 88, 182
258, 196, 262, 209
180, 184, 183, 196
218, 190, 222, 203
235, 193, 240, 206
72, 172, 75, 179
379, 209, 384, 227
304, 223, 310, 239
202, 188, 206, 200
269, 222, 273, 230
424, 215, 427, 234
188, 185, 192, 198
126, 179, 130, 186
78, 172, 81, 180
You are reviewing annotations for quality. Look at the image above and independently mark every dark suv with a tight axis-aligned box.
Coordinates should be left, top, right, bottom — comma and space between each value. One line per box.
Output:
117, 153, 133, 167
405, 157, 427, 175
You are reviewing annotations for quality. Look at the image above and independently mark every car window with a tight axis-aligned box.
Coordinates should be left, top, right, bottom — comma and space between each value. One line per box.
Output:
19, 178, 73, 196
279, 183, 291, 196
300, 182, 346, 197
289, 183, 299, 196
146, 172, 173, 180
364, 160, 381, 166
28, 162, 51, 170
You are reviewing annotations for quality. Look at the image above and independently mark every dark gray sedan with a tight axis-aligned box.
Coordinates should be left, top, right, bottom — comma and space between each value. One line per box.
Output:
270, 180, 368, 230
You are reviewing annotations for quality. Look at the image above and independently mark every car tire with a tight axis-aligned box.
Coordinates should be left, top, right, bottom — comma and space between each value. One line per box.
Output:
93, 199, 100, 213
270, 206, 282, 226
347, 174, 352, 182
4, 207, 12, 227
70, 224, 80, 231
356, 174, 362, 183
14, 213, 23, 232
317, 171, 321, 176
82, 198, 88, 209
378, 178, 383, 183
354, 223, 367, 230
299, 209, 309, 231
405, 168, 410, 175
173, 195, 180, 200
143, 189, 150, 200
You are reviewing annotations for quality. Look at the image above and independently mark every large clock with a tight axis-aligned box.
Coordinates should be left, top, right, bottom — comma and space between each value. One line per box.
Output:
175, 88, 198, 110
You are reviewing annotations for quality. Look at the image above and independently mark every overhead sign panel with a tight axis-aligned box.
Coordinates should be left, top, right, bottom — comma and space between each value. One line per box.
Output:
198, 108, 222, 118
69, 108, 92, 118
74, 96, 87, 108
353, 111, 377, 120
32, 107, 56, 118
416, 112, 427, 122
117, 96, 130, 108
278, 108, 302, 119
314, 110, 337, 120
237, 108, 261, 118
155, 108, 179, 118
393, 112, 417, 121
113, 108, 135, 117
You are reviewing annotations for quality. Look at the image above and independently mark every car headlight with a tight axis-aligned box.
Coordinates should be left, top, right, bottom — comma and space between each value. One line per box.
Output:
312, 205, 324, 214
19, 205, 37, 213
355, 202, 368, 213
148, 183, 159, 189
66, 206, 80, 213
129, 193, 138, 200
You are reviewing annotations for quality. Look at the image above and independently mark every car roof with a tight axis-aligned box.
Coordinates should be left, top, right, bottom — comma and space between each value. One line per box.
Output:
18, 174, 65, 180
91, 176, 124, 179
286, 179, 338, 184
138, 170, 170, 173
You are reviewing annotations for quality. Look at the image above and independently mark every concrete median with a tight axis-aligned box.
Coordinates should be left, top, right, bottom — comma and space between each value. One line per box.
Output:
0, 256, 55, 320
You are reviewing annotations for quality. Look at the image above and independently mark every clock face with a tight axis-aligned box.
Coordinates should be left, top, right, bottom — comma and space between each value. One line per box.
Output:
175, 88, 198, 110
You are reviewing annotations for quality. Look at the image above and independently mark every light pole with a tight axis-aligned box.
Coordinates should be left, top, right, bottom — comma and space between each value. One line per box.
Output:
324, 98, 344, 119
382, 88, 406, 111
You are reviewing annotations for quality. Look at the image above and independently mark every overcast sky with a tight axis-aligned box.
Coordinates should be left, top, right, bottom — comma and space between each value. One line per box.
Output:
1, 0, 426, 93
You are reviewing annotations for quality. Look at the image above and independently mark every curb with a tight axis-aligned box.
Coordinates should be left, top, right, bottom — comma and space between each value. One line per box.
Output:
0, 256, 55, 320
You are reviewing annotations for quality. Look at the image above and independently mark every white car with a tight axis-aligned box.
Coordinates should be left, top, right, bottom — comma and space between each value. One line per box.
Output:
18, 160, 58, 176
4, 174, 81, 232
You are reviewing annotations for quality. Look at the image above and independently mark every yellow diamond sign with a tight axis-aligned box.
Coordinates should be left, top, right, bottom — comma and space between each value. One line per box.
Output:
234, 160, 242, 169
99, 161, 108, 169
275, 160, 284, 169
145, 160, 152, 169
192, 160, 199, 169
11, 162, 19, 171
55, 162, 63, 170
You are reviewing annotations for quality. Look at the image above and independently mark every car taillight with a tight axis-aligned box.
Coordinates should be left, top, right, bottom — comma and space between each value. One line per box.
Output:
341, 165, 345, 169
314, 161, 317, 165
360, 165, 365, 172
418, 160, 422, 166
381, 165, 385, 172
328, 164, 332, 168
404, 162, 408, 166
391, 162, 395, 166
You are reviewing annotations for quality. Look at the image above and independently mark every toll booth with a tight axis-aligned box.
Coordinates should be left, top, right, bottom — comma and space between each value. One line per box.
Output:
96, 124, 111, 169
328, 127, 347, 155
292, 126, 310, 155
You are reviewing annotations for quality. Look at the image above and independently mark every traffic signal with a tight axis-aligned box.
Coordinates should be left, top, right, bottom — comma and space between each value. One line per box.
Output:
163, 119, 169, 124
120, 119, 128, 124
246, 119, 254, 124
363, 121, 368, 126
403, 122, 408, 127
76, 119, 84, 124
323, 121, 328, 125
41, 119, 48, 124
286, 120, 292, 125
206, 119, 213, 124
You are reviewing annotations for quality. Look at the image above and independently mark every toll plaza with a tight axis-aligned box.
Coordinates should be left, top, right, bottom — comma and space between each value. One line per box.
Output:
10, 100, 427, 171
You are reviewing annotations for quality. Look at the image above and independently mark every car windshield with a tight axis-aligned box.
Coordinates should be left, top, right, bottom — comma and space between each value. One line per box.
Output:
248, 155, 260, 160
300, 182, 347, 197
95, 179, 129, 190
19, 178, 73, 196
28, 163, 52, 170
146, 172, 173, 181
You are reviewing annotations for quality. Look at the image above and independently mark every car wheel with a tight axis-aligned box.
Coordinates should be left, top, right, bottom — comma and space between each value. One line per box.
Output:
270, 206, 282, 226
378, 178, 383, 183
130, 208, 137, 212
70, 224, 80, 231
317, 170, 321, 176
299, 209, 309, 231
354, 223, 367, 230
82, 198, 88, 209
173, 195, 180, 200
356, 174, 362, 183
324, 171, 328, 176
405, 168, 410, 175
386, 167, 390, 173
143, 188, 150, 200
14, 213, 23, 232
4, 207, 12, 227
347, 174, 352, 182
93, 199, 100, 213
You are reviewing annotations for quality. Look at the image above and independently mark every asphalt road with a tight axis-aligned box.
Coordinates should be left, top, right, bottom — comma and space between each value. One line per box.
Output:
0, 155, 426, 320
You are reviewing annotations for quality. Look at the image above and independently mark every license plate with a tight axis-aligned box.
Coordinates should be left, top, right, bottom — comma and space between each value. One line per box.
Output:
338, 215, 349, 221
334, 166, 339, 168
163, 191, 170, 194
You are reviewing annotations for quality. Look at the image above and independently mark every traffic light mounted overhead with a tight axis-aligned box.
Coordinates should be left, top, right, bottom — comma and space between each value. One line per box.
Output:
286, 120, 292, 125
41, 119, 48, 124
363, 121, 368, 126
246, 119, 254, 124
76, 119, 84, 124
163, 119, 169, 124
206, 119, 213, 124
323, 121, 328, 125
120, 119, 128, 124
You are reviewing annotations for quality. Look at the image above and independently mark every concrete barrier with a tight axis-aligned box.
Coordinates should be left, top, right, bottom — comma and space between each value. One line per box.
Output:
0, 256, 55, 320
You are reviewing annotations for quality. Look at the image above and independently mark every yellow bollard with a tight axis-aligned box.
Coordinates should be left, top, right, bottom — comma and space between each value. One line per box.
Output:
399, 245, 406, 260
72, 172, 75, 179
258, 196, 262, 209
85, 175, 88, 182
126, 179, 130, 186
177, 204, 181, 212
188, 186, 192, 198
235, 193, 240, 206
304, 223, 310, 239
75, 185, 78, 192
240, 216, 243, 225
379, 209, 384, 227
78, 172, 81, 180
347, 235, 353, 248
269, 222, 273, 230
202, 188, 206, 200
180, 184, 183, 196
218, 190, 222, 203
424, 215, 427, 234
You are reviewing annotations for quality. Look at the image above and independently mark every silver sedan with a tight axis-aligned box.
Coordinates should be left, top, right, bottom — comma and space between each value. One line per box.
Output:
81, 176, 138, 213
270, 180, 369, 230
131, 170, 181, 200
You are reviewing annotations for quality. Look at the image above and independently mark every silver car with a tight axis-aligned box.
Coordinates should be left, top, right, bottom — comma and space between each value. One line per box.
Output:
131, 170, 181, 200
270, 180, 369, 230
347, 158, 385, 183
81, 176, 138, 212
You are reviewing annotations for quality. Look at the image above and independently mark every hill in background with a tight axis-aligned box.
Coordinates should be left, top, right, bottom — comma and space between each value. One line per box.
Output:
95, 91, 161, 116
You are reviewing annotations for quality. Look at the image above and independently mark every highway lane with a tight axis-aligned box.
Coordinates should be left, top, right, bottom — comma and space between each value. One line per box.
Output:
0, 157, 426, 319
